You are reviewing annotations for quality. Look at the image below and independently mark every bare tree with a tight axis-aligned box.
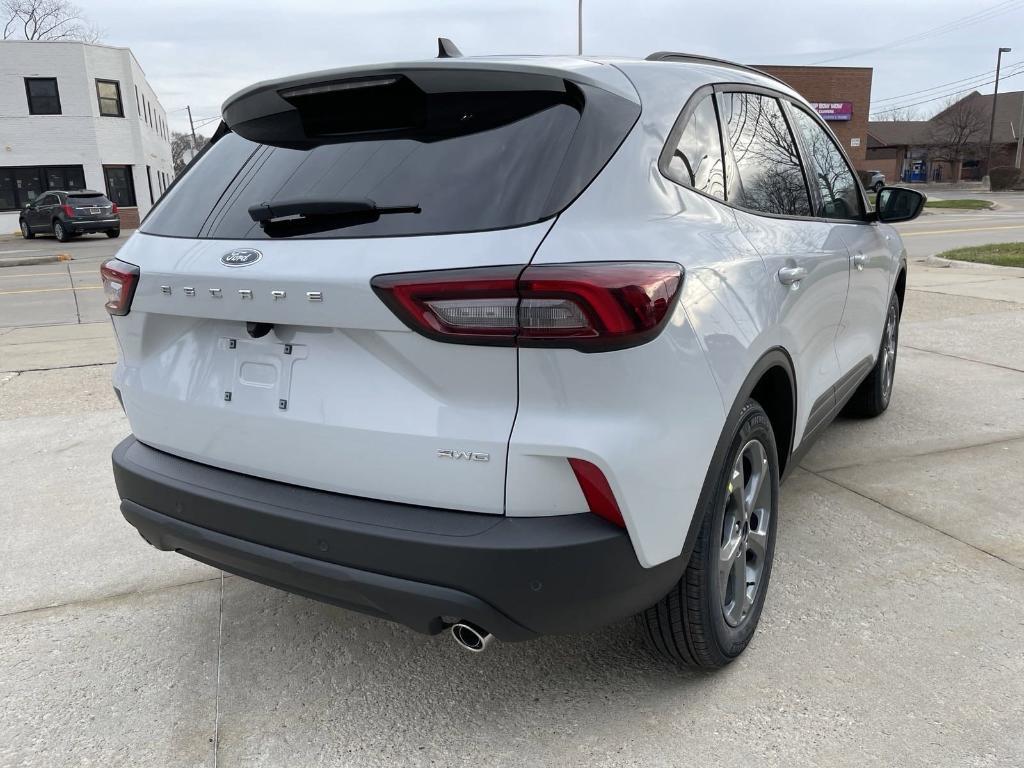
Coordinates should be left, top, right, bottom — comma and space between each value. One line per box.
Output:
928, 94, 988, 182
171, 131, 209, 175
2, 0, 101, 42
872, 106, 921, 122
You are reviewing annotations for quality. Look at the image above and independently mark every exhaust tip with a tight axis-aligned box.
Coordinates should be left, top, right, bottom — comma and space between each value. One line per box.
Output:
450, 622, 493, 653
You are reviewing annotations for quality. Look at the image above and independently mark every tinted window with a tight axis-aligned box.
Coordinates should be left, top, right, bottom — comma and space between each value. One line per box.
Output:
68, 193, 111, 204
25, 78, 61, 115
788, 106, 863, 220
665, 94, 725, 200
720, 93, 811, 217
104, 166, 136, 206
143, 85, 638, 240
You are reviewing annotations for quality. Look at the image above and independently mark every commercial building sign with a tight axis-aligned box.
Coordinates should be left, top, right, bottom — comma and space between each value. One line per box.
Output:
812, 101, 853, 121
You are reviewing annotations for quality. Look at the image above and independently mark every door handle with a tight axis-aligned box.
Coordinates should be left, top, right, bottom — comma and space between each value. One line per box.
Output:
853, 253, 867, 271
778, 266, 808, 285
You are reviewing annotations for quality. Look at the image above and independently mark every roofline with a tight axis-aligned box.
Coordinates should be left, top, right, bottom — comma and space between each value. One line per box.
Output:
644, 51, 790, 87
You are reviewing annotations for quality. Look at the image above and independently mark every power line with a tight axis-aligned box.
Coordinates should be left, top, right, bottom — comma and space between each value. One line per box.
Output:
873, 57, 1024, 104
811, 0, 1024, 65
870, 65, 1024, 117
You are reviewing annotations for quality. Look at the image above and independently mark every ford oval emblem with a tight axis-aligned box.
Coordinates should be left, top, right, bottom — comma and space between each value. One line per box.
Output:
221, 248, 262, 267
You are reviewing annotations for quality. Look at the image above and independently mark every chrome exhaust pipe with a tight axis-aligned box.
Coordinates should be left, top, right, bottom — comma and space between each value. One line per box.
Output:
450, 621, 493, 653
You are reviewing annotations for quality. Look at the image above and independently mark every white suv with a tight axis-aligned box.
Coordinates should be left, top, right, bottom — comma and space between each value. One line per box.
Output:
106, 50, 923, 667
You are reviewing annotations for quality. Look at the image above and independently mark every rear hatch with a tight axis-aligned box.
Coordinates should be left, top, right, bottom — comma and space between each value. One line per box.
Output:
68, 192, 115, 220
111, 61, 639, 514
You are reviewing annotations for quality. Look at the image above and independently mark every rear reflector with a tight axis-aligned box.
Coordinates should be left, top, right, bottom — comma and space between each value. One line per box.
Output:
371, 262, 683, 352
100, 258, 140, 316
568, 458, 625, 528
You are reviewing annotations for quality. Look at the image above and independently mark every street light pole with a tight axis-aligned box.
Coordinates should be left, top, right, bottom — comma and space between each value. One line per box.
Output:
577, 0, 583, 55
186, 105, 198, 154
985, 46, 1012, 179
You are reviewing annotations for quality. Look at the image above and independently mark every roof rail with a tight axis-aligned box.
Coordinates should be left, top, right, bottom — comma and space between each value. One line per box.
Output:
644, 52, 788, 87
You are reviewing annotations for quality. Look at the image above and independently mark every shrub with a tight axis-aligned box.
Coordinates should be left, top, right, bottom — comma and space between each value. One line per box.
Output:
990, 166, 1022, 191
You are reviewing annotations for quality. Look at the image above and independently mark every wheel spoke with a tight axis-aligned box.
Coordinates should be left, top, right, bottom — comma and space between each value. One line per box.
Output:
732, 547, 748, 619
744, 441, 769, 516
746, 526, 768, 561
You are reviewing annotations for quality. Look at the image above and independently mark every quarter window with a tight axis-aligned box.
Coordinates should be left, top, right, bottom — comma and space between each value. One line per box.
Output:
719, 93, 811, 217
96, 79, 124, 117
25, 78, 61, 115
788, 106, 864, 220
665, 94, 725, 200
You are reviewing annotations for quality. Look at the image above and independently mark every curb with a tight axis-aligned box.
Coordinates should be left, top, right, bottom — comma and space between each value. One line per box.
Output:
923, 254, 1024, 276
0, 253, 72, 268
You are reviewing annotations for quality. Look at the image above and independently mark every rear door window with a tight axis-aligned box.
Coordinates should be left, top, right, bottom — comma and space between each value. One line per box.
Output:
664, 94, 726, 200
719, 92, 812, 218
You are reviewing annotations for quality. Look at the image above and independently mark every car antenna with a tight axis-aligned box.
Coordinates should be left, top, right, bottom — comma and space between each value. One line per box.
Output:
437, 37, 463, 58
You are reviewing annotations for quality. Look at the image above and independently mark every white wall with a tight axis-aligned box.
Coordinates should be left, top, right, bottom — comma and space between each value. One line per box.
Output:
0, 40, 174, 232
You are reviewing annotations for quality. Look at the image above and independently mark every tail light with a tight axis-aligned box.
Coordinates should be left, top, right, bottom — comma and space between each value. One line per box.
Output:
112, 203, 119, 214
568, 458, 625, 528
371, 262, 683, 352
100, 258, 140, 316
62, 204, 75, 218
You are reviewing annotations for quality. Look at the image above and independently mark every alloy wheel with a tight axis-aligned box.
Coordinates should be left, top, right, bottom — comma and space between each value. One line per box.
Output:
20, 220, 28, 237
54, 222, 64, 240
880, 301, 898, 401
719, 438, 773, 627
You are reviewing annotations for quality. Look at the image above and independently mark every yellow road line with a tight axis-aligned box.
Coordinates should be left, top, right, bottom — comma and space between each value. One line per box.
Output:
902, 224, 1024, 237
0, 286, 101, 296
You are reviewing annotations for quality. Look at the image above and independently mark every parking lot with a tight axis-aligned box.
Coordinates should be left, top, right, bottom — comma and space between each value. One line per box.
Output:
1, 207, 1023, 767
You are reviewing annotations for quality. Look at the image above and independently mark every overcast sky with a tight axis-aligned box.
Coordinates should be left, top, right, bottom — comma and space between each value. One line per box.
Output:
87, 0, 1024, 136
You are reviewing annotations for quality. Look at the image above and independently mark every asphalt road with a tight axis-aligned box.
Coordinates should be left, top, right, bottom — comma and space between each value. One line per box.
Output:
3, 193, 1024, 329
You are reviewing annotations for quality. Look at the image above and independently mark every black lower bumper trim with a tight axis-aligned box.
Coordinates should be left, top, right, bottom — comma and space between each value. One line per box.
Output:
112, 436, 685, 640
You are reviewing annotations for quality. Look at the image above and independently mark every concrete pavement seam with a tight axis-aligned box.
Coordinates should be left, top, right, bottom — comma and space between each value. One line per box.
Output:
801, 432, 1024, 474
6, 361, 115, 374
0, 573, 227, 620
806, 469, 1024, 574
902, 344, 1024, 374
213, 573, 224, 768
66, 262, 82, 324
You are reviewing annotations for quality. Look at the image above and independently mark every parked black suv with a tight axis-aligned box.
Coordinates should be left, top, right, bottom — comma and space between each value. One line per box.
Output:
20, 190, 120, 242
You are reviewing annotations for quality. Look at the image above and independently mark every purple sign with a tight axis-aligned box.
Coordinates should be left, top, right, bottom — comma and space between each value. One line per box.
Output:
812, 101, 853, 121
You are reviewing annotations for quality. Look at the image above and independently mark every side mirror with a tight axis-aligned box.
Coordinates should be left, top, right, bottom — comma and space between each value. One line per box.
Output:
875, 186, 926, 223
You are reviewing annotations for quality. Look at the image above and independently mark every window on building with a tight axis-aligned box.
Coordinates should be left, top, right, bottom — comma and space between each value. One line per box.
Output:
719, 92, 812, 217
24, 78, 62, 115
147, 102, 152, 127
135, 85, 141, 116
103, 165, 136, 206
0, 165, 86, 210
96, 79, 124, 117
788, 105, 864, 220
664, 94, 726, 200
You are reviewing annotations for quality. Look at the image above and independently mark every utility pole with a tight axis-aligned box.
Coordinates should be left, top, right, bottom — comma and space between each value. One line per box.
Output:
186, 105, 198, 153
1016, 92, 1024, 169
577, 0, 582, 55
985, 47, 1012, 180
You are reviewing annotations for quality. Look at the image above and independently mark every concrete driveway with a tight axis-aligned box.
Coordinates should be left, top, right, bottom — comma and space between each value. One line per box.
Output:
1, 248, 1023, 765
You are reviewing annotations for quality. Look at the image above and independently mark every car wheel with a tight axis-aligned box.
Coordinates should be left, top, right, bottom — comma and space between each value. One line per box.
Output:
639, 399, 779, 667
20, 219, 35, 239
53, 221, 71, 242
843, 292, 901, 418
873, 181, 884, 193
106, 229, 121, 239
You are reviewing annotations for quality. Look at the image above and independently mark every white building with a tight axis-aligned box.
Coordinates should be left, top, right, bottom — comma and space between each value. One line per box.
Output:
0, 40, 174, 233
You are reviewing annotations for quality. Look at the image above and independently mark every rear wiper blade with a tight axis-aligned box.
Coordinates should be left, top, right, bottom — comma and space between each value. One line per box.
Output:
247, 197, 419, 224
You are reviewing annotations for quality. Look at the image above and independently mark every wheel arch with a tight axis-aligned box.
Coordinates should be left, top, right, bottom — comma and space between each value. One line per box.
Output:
894, 263, 907, 315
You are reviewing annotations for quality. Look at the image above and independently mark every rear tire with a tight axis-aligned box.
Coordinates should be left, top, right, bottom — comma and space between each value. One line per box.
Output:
106, 229, 120, 239
53, 220, 71, 242
639, 399, 779, 668
842, 291, 900, 418
20, 219, 34, 239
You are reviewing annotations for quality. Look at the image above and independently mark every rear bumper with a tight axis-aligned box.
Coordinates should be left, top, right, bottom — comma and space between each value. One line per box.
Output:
67, 218, 119, 232
112, 436, 684, 640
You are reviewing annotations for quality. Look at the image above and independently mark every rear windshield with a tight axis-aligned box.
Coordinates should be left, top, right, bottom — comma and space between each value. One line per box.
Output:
142, 82, 638, 240
69, 193, 110, 204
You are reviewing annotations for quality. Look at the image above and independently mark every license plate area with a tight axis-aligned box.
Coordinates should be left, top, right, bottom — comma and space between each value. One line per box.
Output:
219, 336, 308, 412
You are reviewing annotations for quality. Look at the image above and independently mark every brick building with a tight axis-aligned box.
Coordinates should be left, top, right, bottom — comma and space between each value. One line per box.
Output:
755, 65, 873, 168
0, 40, 174, 233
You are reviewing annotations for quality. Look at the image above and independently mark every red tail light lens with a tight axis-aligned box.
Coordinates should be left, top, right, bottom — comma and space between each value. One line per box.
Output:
568, 458, 625, 528
100, 258, 140, 316
62, 204, 75, 218
112, 203, 119, 214
371, 262, 683, 352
